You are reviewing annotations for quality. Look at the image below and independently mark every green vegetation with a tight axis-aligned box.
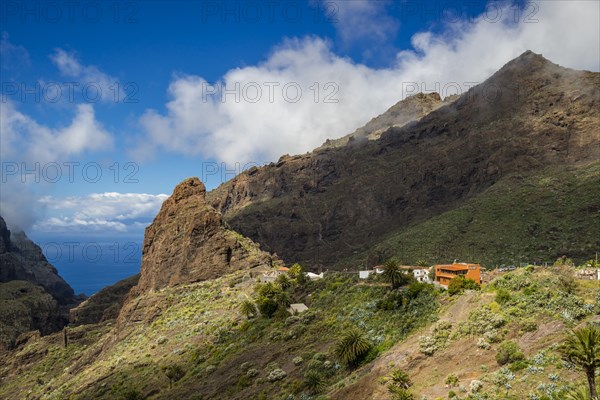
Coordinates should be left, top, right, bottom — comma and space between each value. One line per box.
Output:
495, 340, 525, 366
387, 368, 414, 400
382, 258, 413, 289
559, 325, 600, 399
339, 162, 600, 267
447, 275, 480, 296
334, 328, 372, 368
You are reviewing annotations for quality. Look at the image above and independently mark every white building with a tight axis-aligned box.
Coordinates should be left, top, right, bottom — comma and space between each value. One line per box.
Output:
412, 268, 432, 283
359, 271, 373, 279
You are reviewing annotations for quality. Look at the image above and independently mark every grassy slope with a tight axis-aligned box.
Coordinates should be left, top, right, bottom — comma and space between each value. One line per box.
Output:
337, 161, 600, 269
0, 271, 438, 400
1, 266, 597, 400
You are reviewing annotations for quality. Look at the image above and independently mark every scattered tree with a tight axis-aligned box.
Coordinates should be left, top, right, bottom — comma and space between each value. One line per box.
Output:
161, 364, 185, 389
334, 327, 372, 368
275, 273, 292, 290
559, 325, 600, 400
382, 258, 407, 289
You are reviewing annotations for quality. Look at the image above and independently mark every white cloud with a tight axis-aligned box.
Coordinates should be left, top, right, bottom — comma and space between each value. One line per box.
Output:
34, 192, 168, 233
0, 32, 30, 70
135, 1, 599, 165
0, 100, 113, 164
326, 0, 399, 46
0, 100, 114, 231
50, 48, 123, 103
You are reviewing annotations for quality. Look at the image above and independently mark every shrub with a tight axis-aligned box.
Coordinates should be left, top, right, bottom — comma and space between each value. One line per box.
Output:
495, 341, 525, 366
388, 387, 414, 400
267, 368, 287, 382
469, 380, 483, 393
303, 369, 326, 394
389, 368, 412, 389
162, 364, 185, 388
122, 390, 144, 400
334, 328, 372, 368
448, 276, 480, 296
495, 288, 511, 304
445, 374, 459, 387
240, 300, 257, 319
256, 296, 278, 318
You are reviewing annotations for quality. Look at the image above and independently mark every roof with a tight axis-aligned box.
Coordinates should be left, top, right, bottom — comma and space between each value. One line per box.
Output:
277, 267, 290, 271
435, 263, 480, 271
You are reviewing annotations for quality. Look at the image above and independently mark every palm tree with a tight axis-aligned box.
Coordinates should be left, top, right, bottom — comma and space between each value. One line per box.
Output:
383, 258, 404, 289
559, 325, 600, 400
334, 327, 372, 368
239, 299, 257, 319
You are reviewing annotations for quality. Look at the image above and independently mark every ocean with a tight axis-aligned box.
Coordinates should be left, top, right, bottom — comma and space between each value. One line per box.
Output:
31, 235, 142, 296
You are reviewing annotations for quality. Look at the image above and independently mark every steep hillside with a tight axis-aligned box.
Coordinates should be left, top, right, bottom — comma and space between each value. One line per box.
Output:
208, 51, 600, 268
339, 161, 600, 268
0, 215, 80, 349
0, 263, 596, 399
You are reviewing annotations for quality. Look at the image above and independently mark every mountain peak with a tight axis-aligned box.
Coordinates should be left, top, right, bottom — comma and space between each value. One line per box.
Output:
171, 177, 206, 203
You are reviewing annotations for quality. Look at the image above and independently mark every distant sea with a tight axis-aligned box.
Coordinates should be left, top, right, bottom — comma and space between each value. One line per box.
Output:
30, 234, 142, 296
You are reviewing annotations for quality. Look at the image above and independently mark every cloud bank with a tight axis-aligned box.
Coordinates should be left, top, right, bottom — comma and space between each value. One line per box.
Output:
137, 1, 599, 165
34, 192, 168, 234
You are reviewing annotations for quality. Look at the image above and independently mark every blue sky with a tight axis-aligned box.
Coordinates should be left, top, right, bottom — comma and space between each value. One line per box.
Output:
1, 1, 599, 292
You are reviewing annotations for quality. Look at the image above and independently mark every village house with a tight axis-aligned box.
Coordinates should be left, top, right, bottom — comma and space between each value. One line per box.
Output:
260, 267, 290, 282
288, 303, 308, 314
434, 262, 482, 288
575, 268, 600, 280
306, 272, 324, 280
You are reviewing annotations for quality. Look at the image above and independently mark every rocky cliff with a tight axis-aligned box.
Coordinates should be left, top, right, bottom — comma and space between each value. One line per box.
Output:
116, 178, 278, 328
0, 215, 79, 349
134, 177, 277, 293
207, 51, 600, 268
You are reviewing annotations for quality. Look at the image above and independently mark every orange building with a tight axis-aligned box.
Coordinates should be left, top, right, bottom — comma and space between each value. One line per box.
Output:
434, 262, 482, 287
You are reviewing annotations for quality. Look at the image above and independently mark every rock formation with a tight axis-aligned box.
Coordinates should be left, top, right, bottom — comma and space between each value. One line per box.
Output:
135, 177, 277, 293
0, 215, 79, 349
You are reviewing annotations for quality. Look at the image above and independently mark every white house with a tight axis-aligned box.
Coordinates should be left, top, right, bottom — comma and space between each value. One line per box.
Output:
359, 271, 373, 279
412, 268, 432, 283
288, 303, 309, 314
306, 272, 324, 280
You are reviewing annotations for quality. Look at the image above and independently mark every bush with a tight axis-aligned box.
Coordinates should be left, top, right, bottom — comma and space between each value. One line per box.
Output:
388, 387, 414, 400
303, 369, 326, 394
162, 364, 185, 388
495, 341, 525, 366
389, 368, 412, 389
334, 328, 372, 368
267, 368, 287, 382
495, 288, 511, 304
448, 276, 480, 296
445, 374, 459, 387
256, 296, 279, 318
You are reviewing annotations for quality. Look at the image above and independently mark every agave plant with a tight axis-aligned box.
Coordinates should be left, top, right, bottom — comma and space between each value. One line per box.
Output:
334, 327, 372, 368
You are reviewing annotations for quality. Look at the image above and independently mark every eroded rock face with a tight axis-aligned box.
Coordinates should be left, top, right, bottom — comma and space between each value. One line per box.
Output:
0, 215, 79, 349
0, 216, 76, 305
135, 177, 276, 293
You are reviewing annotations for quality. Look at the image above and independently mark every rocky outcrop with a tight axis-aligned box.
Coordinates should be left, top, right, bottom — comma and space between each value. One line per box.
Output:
70, 274, 140, 325
318, 92, 452, 149
207, 51, 600, 268
0, 281, 62, 351
135, 177, 276, 293
0, 217, 76, 305
0, 215, 80, 349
